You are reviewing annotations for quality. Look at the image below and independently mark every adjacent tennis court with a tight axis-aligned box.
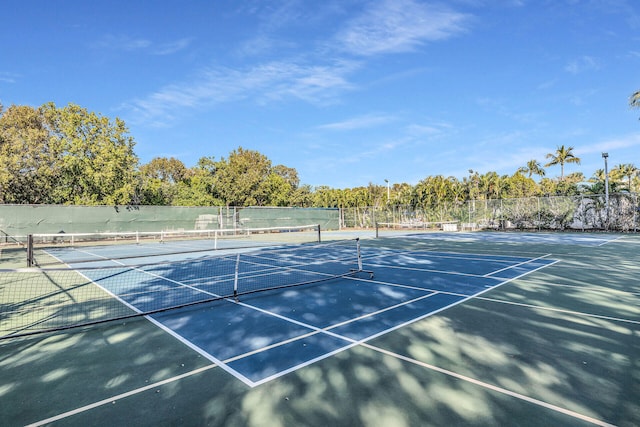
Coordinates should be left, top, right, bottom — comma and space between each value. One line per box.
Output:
1, 230, 638, 426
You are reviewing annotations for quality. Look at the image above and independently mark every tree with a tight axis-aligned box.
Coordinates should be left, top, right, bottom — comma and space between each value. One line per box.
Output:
265, 164, 300, 206
42, 103, 138, 205
517, 159, 546, 179
411, 175, 459, 220
213, 147, 273, 207
630, 90, 640, 115
544, 145, 581, 180
0, 105, 57, 203
173, 157, 221, 206
140, 157, 187, 183
289, 184, 313, 207
506, 172, 538, 198
612, 163, 638, 193
392, 182, 413, 206
479, 171, 502, 200
271, 164, 300, 189
138, 157, 188, 205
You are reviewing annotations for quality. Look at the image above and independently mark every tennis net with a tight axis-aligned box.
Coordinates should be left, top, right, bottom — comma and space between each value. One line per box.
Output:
1, 238, 373, 340
27, 224, 321, 267
376, 221, 459, 236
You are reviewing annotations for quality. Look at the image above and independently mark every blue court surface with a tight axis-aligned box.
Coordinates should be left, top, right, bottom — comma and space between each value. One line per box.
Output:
45, 240, 557, 387
388, 231, 621, 246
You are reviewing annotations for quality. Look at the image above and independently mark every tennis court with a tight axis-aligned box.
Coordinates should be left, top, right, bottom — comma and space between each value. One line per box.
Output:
1, 231, 638, 426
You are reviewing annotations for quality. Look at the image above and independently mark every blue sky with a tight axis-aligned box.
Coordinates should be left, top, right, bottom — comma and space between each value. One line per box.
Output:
1, 0, 639, 188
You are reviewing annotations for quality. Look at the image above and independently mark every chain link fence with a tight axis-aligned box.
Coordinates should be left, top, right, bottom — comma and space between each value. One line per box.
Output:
339, 193, 639, 232
1, 195, 637, 242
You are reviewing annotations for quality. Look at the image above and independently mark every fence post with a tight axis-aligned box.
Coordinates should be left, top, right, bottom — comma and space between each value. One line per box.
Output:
27, 234, 33, 267
633, 193, 640, 232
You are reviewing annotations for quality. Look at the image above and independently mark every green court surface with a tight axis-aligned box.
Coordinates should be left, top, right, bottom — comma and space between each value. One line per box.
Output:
1, 231, 638, 426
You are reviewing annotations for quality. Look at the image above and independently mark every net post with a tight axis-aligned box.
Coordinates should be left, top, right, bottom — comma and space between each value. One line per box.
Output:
233, 253, 240, 300
317, 224, 321, 243
356, 237, 363, 271
375, 222, 379, 238
27, 234, 34, 267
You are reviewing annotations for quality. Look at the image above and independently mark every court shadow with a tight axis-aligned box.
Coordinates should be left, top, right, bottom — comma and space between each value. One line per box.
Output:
0, 317, 221, 426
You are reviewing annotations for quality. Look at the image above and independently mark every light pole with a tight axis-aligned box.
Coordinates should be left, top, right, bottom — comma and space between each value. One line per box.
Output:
602, 152, 609, 228
384, 179, 390, 203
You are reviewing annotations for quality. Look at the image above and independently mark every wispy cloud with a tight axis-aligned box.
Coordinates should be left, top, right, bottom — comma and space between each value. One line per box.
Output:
567, 88, 599, 106
123, 1, 472, 126
0, 72, 18, 84
92, 34, 192, 55
154, 38, 193, 55
336, 0, 470, 56
564, 55, 599, 74
92, 34, 152, 51
123, 59, 359, 126
405, 121, 453, 137
476, 97, 542, 124
576, 133, 640, 155
317, 113, 396, 131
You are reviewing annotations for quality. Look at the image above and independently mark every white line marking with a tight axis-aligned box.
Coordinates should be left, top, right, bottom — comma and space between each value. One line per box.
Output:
476, 296, 640, 325
597, 235, 626, 247
484, 254, 552, 277
25, 365, 217, 427
361, 343, 617, 427
27, 253, 619, 427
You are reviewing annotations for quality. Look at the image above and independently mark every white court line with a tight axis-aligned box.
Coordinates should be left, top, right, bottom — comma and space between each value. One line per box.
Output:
226, 258, 562, 386
598, 235, 628, 246
483, 254, 552, 277
30, 285, 621, 427
25, 365, 217, 427
362, 247, 536, 263
361, 343, 617, 427
120, 252, 560, 387
27, 256, 620, 427
476, 296, 640, 326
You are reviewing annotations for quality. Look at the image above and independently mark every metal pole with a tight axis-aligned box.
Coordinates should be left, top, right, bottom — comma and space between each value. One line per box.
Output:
27, 234, 33, 267
602, 152, 609, 230
233, 254, 240, 300
384, 179, 390, 203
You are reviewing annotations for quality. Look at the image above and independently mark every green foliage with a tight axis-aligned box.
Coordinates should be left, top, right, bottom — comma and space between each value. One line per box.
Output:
171, 157, 221, 206
611, 163, 638, 192
137, 157, 189, 205
517, 159, 546, 179
210, 147, 302, 207
544, 145, 580, 180
212, 147, 272, 206
630, 90, 640, 110
42, 103, 138, 205
1, 101, 633, 210
0, 105, 56, 203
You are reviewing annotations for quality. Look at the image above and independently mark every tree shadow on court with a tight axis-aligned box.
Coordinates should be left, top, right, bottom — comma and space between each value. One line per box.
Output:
222, 236, 639, 426
218, 293, 638, 427
2, 235, 638, 426
0, 316, 227, 426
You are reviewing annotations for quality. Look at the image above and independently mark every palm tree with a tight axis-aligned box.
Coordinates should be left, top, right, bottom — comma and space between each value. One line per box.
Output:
544, 145, 581, 180
631, 90, 640, 120
517, 159, 546, 179
590, 169, 606, 183
630, 90, 640, 108
613, 163, 638, 192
